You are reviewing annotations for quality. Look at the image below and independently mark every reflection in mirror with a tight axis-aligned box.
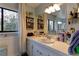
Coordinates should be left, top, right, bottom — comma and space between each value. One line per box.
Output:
48, 17, 66, 34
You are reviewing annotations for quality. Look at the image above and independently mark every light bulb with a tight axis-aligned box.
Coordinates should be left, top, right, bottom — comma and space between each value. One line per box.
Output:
78, 8, 79, 13
44, 4, 61, 14
48, 6, 55, 12
53, 4, 60, 11
45, 8, 51, 14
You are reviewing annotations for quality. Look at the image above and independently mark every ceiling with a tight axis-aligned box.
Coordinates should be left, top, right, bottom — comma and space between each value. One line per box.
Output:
26, 3, 62, 9
26, 3, 40, 8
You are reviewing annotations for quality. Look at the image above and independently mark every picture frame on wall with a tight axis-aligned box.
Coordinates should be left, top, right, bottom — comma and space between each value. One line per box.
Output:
37, 18, 44, 30
26, 17, 34, 30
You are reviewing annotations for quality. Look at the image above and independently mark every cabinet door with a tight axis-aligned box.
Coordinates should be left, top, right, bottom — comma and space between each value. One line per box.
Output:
44, 47, 67, 56
38, 47, 48, 56
32, 45, 41, 56
47, 50, 61, 56
32, 41, 48, 56
26, 39, 33, 55
32, 41, 40, 56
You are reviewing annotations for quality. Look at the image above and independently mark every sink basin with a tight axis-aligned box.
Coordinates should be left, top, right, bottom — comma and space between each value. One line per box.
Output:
39, 38, 55, 44
43, 41, 55, 44
32, 36, 56, 44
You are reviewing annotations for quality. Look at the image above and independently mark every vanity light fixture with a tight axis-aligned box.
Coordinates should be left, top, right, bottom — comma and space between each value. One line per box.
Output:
53, 4, 60, 11
45, 8, 51, 14
44, 4, 61, 14
48, 6, 55, 12
78, 8, 79, 13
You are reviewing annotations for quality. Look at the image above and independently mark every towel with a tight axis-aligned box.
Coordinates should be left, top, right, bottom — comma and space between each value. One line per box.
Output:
70, 36, 79, 54
68, 30, 79, 55
70, 30, 79, 44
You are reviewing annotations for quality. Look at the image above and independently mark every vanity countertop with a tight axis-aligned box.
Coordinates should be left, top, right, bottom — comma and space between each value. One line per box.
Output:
27, 35, 69, 55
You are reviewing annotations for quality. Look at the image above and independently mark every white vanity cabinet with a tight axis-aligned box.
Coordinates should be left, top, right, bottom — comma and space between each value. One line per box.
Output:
43, 46, 67, 56
32, 41, 48, 56
26, 37, 68, 56
26, 38, 48, 56
26, 38, 33, 55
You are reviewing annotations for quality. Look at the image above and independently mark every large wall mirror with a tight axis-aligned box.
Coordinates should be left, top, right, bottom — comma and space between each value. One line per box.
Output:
48, 18, 66, 34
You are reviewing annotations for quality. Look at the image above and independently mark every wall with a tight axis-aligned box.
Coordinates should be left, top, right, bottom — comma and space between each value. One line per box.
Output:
0, 3, 20, 56
35, 4, 51, 34
19, 3, 37, 53
19, 3, 26, 53
35, 3, 79, 33
35, 3, 51, 15
0, 33, 19, 56
35, 3, 67, 34
19, 4, 48, 52
66, 3, 79, 32
0, 3, 18, 11
19, 3, 49, 53
26, 5, 37, 33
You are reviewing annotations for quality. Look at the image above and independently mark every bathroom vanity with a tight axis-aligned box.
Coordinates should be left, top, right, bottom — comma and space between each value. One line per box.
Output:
26, 35, 69, 56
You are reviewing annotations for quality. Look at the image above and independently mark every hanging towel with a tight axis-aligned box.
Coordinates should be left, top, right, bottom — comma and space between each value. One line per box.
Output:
70, 30, 79, 44
68, 30, 79, 55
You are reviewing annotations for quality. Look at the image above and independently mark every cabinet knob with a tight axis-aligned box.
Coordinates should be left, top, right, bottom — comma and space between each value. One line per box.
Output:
39, 52, 42, 55
48, 54, 50, 56
37, 50, 39, 52
32, 45, 33, 49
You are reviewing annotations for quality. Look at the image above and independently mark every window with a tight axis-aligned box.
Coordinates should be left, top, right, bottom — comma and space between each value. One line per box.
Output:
3, 9, 18, 31
48, 19, 66, 33
48, 20, 54, 33
48, 20, 54, 32
0, 8, 1, 31
0, 7, 18, 32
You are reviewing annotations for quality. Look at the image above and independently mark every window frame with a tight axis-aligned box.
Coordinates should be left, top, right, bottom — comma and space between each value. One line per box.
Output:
48, 19, 55, 32
0, 7, 18, 32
